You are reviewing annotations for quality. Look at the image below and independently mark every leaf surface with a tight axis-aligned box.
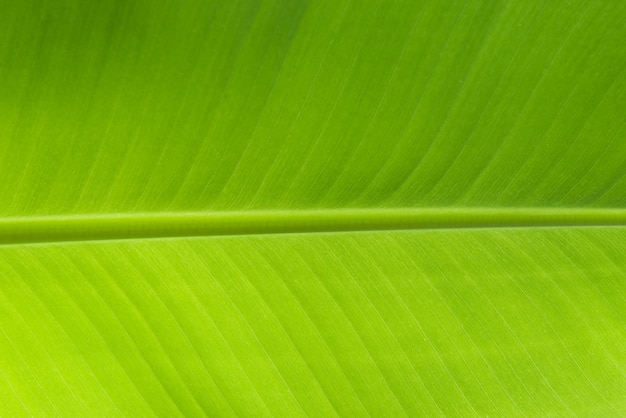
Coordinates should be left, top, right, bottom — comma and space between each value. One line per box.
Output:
0, 0, 625, 416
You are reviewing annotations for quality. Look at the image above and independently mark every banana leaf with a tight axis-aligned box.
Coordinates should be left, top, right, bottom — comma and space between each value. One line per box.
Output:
0, 0, 624, 416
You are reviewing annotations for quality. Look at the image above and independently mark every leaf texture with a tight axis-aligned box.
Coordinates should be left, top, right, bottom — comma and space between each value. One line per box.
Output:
0, 0, 624, 215
0, 0, 625, 416
1, 228, 625, 416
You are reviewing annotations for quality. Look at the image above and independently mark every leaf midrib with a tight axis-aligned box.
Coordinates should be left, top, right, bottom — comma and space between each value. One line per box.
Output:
0, 208, 624, 245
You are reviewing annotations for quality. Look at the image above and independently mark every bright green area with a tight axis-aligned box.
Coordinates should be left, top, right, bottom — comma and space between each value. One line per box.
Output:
0, 0, 625, 416
1, 228, 625, 416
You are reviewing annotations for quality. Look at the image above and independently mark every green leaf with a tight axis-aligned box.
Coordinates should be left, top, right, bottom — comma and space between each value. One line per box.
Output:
0, 0, 624, 416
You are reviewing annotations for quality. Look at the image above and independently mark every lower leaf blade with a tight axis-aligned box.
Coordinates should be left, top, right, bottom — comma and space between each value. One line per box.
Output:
0, 227, 624, 416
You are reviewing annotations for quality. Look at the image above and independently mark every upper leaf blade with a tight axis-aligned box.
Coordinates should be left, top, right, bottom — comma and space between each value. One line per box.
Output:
0, 0, 624, 216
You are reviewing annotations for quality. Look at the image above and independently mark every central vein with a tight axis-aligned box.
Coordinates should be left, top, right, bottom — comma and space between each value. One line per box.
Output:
0, 208, 624, 245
